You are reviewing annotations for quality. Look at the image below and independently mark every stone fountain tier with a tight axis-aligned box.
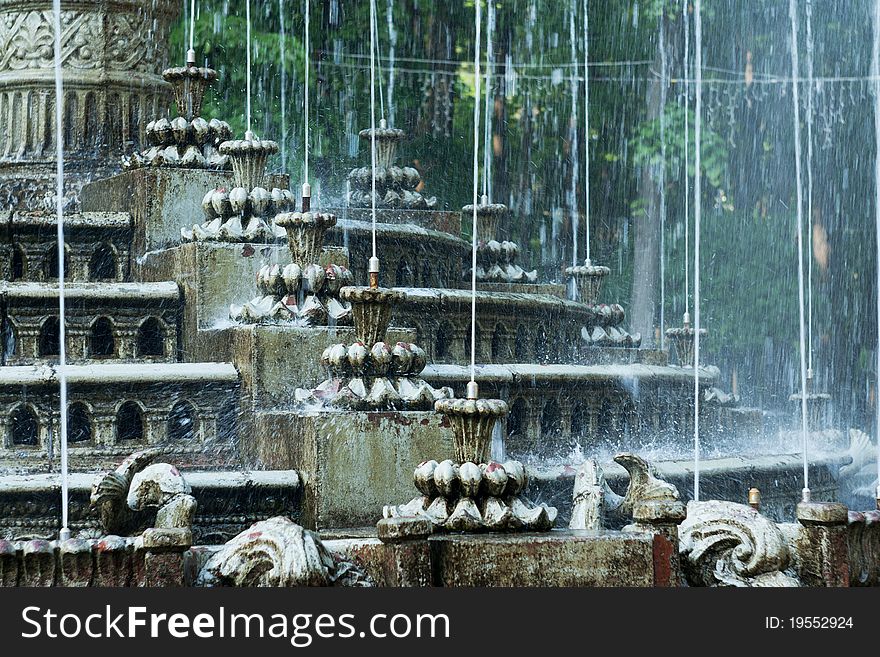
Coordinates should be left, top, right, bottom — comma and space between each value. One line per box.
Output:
384, 395, 558, 533
473, 240, 538, 284
347, 123, 437, 210
0, 0, 181, 210
276, 211, 339, 269
0, 469, 301, 544
462, 201, 508, 239
163, 64, 218, 119
294, 286, 452, 410
230, 262, 353, 325
122, 61, 233, 172
182, 187, 295, 242
124, 117, 234, 170
180, 137, 284, 241
384, 458, 557, 532
665, 324, 709, 367
565, 261, 612, 306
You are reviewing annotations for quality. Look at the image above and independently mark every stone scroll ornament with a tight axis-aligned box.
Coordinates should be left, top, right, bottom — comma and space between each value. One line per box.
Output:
89, 448, 197, 537
383, 390, 558, 532
569, 453, 680, 530
123, 50, 233, 172
294, 286, 452, 410
196, 517, 373, 587
678, 501, 800, 587
347, 121, 437, 210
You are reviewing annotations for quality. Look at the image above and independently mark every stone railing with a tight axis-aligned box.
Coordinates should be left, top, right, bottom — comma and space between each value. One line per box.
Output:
0, 528, 190, 587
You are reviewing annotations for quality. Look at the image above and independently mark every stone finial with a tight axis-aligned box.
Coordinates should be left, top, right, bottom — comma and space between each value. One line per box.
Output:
162, 64, 219, 120
665, 324, 708, 368
383, 458, 558, 532
275, 211, 338, 270
339, 285, 406, 346
219, 136, 280, 190
348, 123, 437, 210
359, 122, 406, 169
434, 396, 508, 465
462, 201, 508, 242
565, 261, 611, 306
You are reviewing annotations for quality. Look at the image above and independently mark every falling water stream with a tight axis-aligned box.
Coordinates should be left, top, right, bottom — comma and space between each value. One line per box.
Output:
52, 0, 70, 540
568, 0, 579, 280
658, 8, 668, 350
482, 0, 494, 202
386, 0, 397, 127
872, 0, 880, 500
470, 1, 482, 386
583, 0, 591, 265
279, 0, 287, 169
789, 0, 812, 500
693, 0, 703, 502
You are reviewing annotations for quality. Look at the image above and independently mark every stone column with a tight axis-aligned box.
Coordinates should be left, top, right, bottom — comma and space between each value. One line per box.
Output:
375, 516, 433, 587
627, 500, 687, 587
141, 528, 191, 587
0, 0, 180, 210
795, 501, 850, 587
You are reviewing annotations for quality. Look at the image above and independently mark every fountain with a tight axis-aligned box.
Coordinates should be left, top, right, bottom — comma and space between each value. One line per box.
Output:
0, 0, 877, 589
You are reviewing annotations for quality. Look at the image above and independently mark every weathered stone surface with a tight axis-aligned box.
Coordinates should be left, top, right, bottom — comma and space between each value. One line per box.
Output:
1, 470, 301, 544
428, 530, 656, 587
141, 527, 192, 551
254, 410, 454, 530
679, 500, 799, 587
0, 539, 19, 586
59, 538, 93, 587
197, 517, 332, 587
795, 502, 850, 587
847, 510, 880, 586
0, 0, 180, 210
632, 500, 687, 524
22, 539, 55, 586
93, 535, 135, 587
326, 537, 432, 587
377, 516, 433, 543
196, 517, 372, 587
81, 168, 288, 256
796, 501, 849, 525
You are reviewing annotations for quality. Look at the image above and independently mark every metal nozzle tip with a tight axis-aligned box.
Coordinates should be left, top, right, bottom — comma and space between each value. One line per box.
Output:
59, 527, 71, 541
801, 487, 811, 504
466, 381, 479, 400
186, 48, 196, 66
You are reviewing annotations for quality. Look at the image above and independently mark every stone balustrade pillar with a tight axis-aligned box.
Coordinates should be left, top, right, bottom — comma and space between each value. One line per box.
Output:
627, 500, 687, 587
795, 501, 850, 587
375, 516, 433, 587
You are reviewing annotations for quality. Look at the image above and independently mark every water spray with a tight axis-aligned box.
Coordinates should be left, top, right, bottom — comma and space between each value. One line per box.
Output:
692, 0, 703, 502
583, 0, 591, 266
789, 0, 812, 503
873, 0, 880, 508
52, 0, 69, 542
683, 0, 690, 324
369, 0, 379, 283
303, 0, 310, 186
246, 0, 252, 138
471, 0, 482, 386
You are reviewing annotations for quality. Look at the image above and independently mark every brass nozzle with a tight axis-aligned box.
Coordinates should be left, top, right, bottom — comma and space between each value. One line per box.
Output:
748, 487, 760, 510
